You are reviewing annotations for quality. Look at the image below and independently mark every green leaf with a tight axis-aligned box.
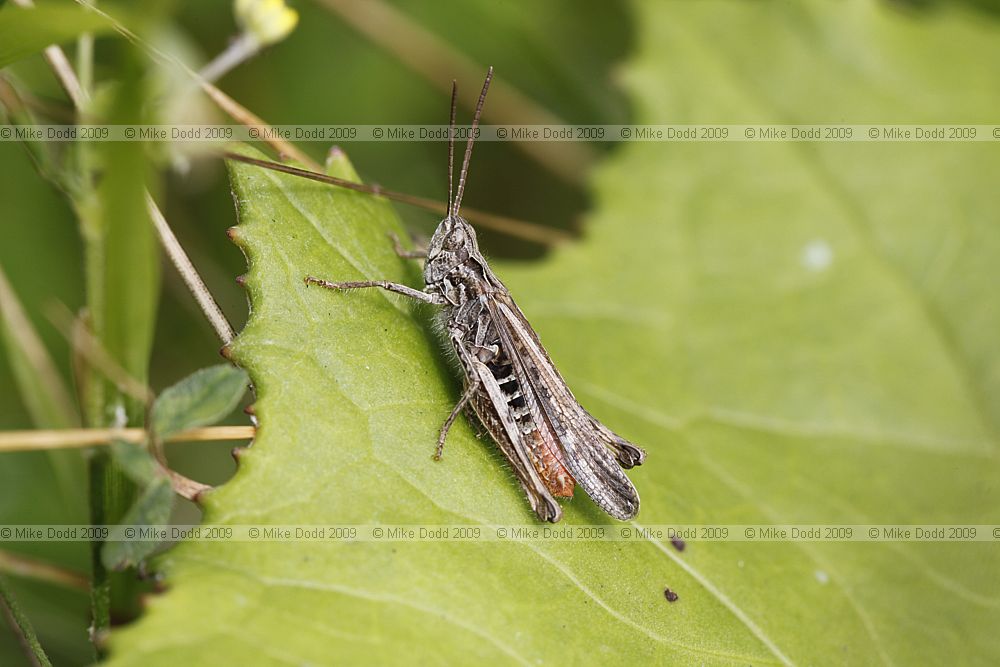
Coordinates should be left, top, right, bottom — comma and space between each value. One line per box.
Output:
0, 3, 115, 68
101, 477, 174, 572
109, 440, 160, 486
100, 442, 175, 571
151, 365, 248, 441
105, 2, 1000, 664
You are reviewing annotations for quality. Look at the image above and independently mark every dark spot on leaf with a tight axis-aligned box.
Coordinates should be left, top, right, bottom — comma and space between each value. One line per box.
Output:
664, 587, 679, 602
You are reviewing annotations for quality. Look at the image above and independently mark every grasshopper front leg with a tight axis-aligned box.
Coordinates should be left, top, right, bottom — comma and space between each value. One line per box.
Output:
304, 276, 445, 305
388, 232, 428, 259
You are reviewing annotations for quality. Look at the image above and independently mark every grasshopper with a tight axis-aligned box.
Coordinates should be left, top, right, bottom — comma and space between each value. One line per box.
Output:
228, 68, 645, 522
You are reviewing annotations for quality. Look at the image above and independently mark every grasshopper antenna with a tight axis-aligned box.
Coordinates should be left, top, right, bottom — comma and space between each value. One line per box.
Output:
221, 149, 573, 245
447, 80, 458, 217
452, 66, 493, 216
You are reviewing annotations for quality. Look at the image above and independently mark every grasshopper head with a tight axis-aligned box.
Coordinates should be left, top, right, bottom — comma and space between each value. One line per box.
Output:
423, 214, 480, 285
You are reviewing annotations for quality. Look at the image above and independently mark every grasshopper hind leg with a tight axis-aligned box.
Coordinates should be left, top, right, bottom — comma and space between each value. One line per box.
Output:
462, 404, 489, 439
434, 337, 500, 459
434, 377, 481, 460
530, 492, 563, 523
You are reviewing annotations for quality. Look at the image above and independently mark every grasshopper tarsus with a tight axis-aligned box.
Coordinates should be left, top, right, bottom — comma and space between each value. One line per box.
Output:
305, 275, 353, 290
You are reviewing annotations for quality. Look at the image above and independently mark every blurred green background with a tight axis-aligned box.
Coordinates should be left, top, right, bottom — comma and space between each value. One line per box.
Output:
1, 0, 998, 664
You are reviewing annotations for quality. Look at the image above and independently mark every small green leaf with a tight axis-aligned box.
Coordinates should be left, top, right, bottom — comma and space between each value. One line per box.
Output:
0, 4, 115, 68
109, 440, 160, 486
150, 365, 248, 441
101, 477, 174, 572
104, 440, 175, 570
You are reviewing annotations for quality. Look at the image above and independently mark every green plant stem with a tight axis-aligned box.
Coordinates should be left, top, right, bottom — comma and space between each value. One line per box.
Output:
0, 575, 53, 667
87, 452, 134, 636
76, 41, 158, 643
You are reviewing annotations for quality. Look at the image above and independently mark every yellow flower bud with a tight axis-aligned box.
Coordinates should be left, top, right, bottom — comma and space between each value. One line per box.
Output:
235, 0, 299, 46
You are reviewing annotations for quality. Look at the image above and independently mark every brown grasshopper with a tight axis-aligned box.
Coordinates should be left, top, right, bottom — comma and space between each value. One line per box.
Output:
228, 68, 645, 522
